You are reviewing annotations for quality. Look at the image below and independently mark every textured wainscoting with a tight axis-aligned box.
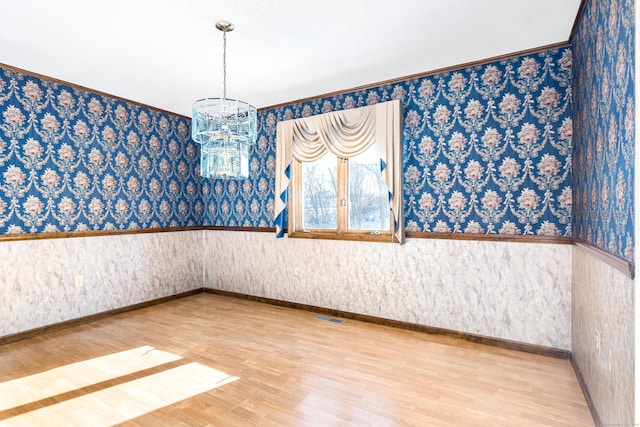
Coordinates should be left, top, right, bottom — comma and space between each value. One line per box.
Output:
0, 230, 203, 337
572, 245, 635, 426
204, 230, 572, 350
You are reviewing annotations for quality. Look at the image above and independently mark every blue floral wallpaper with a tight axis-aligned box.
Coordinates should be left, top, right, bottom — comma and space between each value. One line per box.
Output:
1, 47, 575, 238
202, 135, 275, 227
0, 67, 202, 233
205, 48, 573, 236
572, 0, 635, 261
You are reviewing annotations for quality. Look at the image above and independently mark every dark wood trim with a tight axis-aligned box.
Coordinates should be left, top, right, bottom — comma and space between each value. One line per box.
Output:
0, 226, 575, 244
200, 227, 573, 245
569, 0, 589, 43
5, 228, 631, 282
570, 354, 603, 427
0, 226, 203, 243
203, 288, 570, 359
288, 230, 397, 243
573, 239, 635, 279
0, 63, 189, 119
201, 226, 275, 233
198, 230, 633, 280
259, 41, 571, 112
1, 287, 571, 360
4, 40, 573, 119
406, 232, 573, 245
0, 289, 203, 346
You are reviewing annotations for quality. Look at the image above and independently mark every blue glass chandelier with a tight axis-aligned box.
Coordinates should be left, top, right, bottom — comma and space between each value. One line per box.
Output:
192, 21, 257, 179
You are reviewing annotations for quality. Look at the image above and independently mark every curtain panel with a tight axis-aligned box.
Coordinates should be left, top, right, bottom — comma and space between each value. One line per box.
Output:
275, 100, 404, 243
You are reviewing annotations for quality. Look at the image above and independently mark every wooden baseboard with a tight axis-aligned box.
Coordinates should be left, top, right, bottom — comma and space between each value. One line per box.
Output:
1, 287, 571, 360
203, 288, 570, 359
0, 285, 600, 425
0, 289, 203, 346
570, 354, 603, 427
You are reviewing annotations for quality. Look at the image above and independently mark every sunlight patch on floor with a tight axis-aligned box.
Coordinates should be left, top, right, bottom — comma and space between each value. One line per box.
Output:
0, 346, 181, 412
0, 362, 238, 426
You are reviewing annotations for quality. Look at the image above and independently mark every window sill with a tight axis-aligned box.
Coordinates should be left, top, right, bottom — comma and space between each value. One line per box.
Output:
288, 231, 397, 243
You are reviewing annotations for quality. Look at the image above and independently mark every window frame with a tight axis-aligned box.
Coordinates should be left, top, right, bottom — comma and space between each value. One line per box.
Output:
288, 154, 394, 242
274, 99, 404, 244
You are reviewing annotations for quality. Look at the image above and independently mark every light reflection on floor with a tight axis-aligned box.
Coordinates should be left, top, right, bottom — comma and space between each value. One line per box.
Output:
0, 346, 181, 412
0, 347, 238, 426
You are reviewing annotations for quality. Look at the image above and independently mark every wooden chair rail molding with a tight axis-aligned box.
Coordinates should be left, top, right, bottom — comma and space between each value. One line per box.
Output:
201, 226, 275, 233
405, 231, 573, 244
0, 226, 204, 242
0, 226, 634, 278
572, 238, 635, 279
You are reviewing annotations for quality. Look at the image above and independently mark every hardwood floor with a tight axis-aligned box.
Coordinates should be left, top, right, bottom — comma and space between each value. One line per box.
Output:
0, 294, 594, 426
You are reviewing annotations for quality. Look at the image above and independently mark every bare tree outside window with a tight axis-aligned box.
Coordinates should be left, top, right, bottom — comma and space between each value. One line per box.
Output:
301, 147, 389, 232
348, 148, 389, 231
302, 153, 337, 229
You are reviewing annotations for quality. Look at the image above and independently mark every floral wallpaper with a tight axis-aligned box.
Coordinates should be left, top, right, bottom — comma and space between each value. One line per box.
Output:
0, 67, 202, 234
202, 138, 274, 227
572, 0, 635, 261
1, 47, 575, 238
206, 48, 573, 236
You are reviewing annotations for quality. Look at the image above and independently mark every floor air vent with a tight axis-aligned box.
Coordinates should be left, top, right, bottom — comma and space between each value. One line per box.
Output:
314, 315, 345, 324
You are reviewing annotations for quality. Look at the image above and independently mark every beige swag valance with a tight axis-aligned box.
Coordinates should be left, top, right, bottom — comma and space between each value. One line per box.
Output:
275, 99, 404, 243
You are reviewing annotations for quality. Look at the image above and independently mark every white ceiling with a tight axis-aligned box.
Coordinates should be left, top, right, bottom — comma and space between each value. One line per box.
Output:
1, 0, 581, 116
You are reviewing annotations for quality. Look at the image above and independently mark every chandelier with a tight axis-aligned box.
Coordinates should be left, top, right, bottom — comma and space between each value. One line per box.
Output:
192, 21, 257, 179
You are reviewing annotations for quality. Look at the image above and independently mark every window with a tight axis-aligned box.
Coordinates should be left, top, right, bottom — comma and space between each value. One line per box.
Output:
275, 100, 404, 243
294, 146, 390, 237
300, 151, 338, 230
347, 147, 390, 231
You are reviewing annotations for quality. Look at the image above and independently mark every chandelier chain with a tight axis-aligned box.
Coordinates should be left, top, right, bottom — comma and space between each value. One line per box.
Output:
222, 29, 227, 100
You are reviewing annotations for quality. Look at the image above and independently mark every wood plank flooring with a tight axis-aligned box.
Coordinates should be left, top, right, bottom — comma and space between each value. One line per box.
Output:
0, 294, 594, 426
